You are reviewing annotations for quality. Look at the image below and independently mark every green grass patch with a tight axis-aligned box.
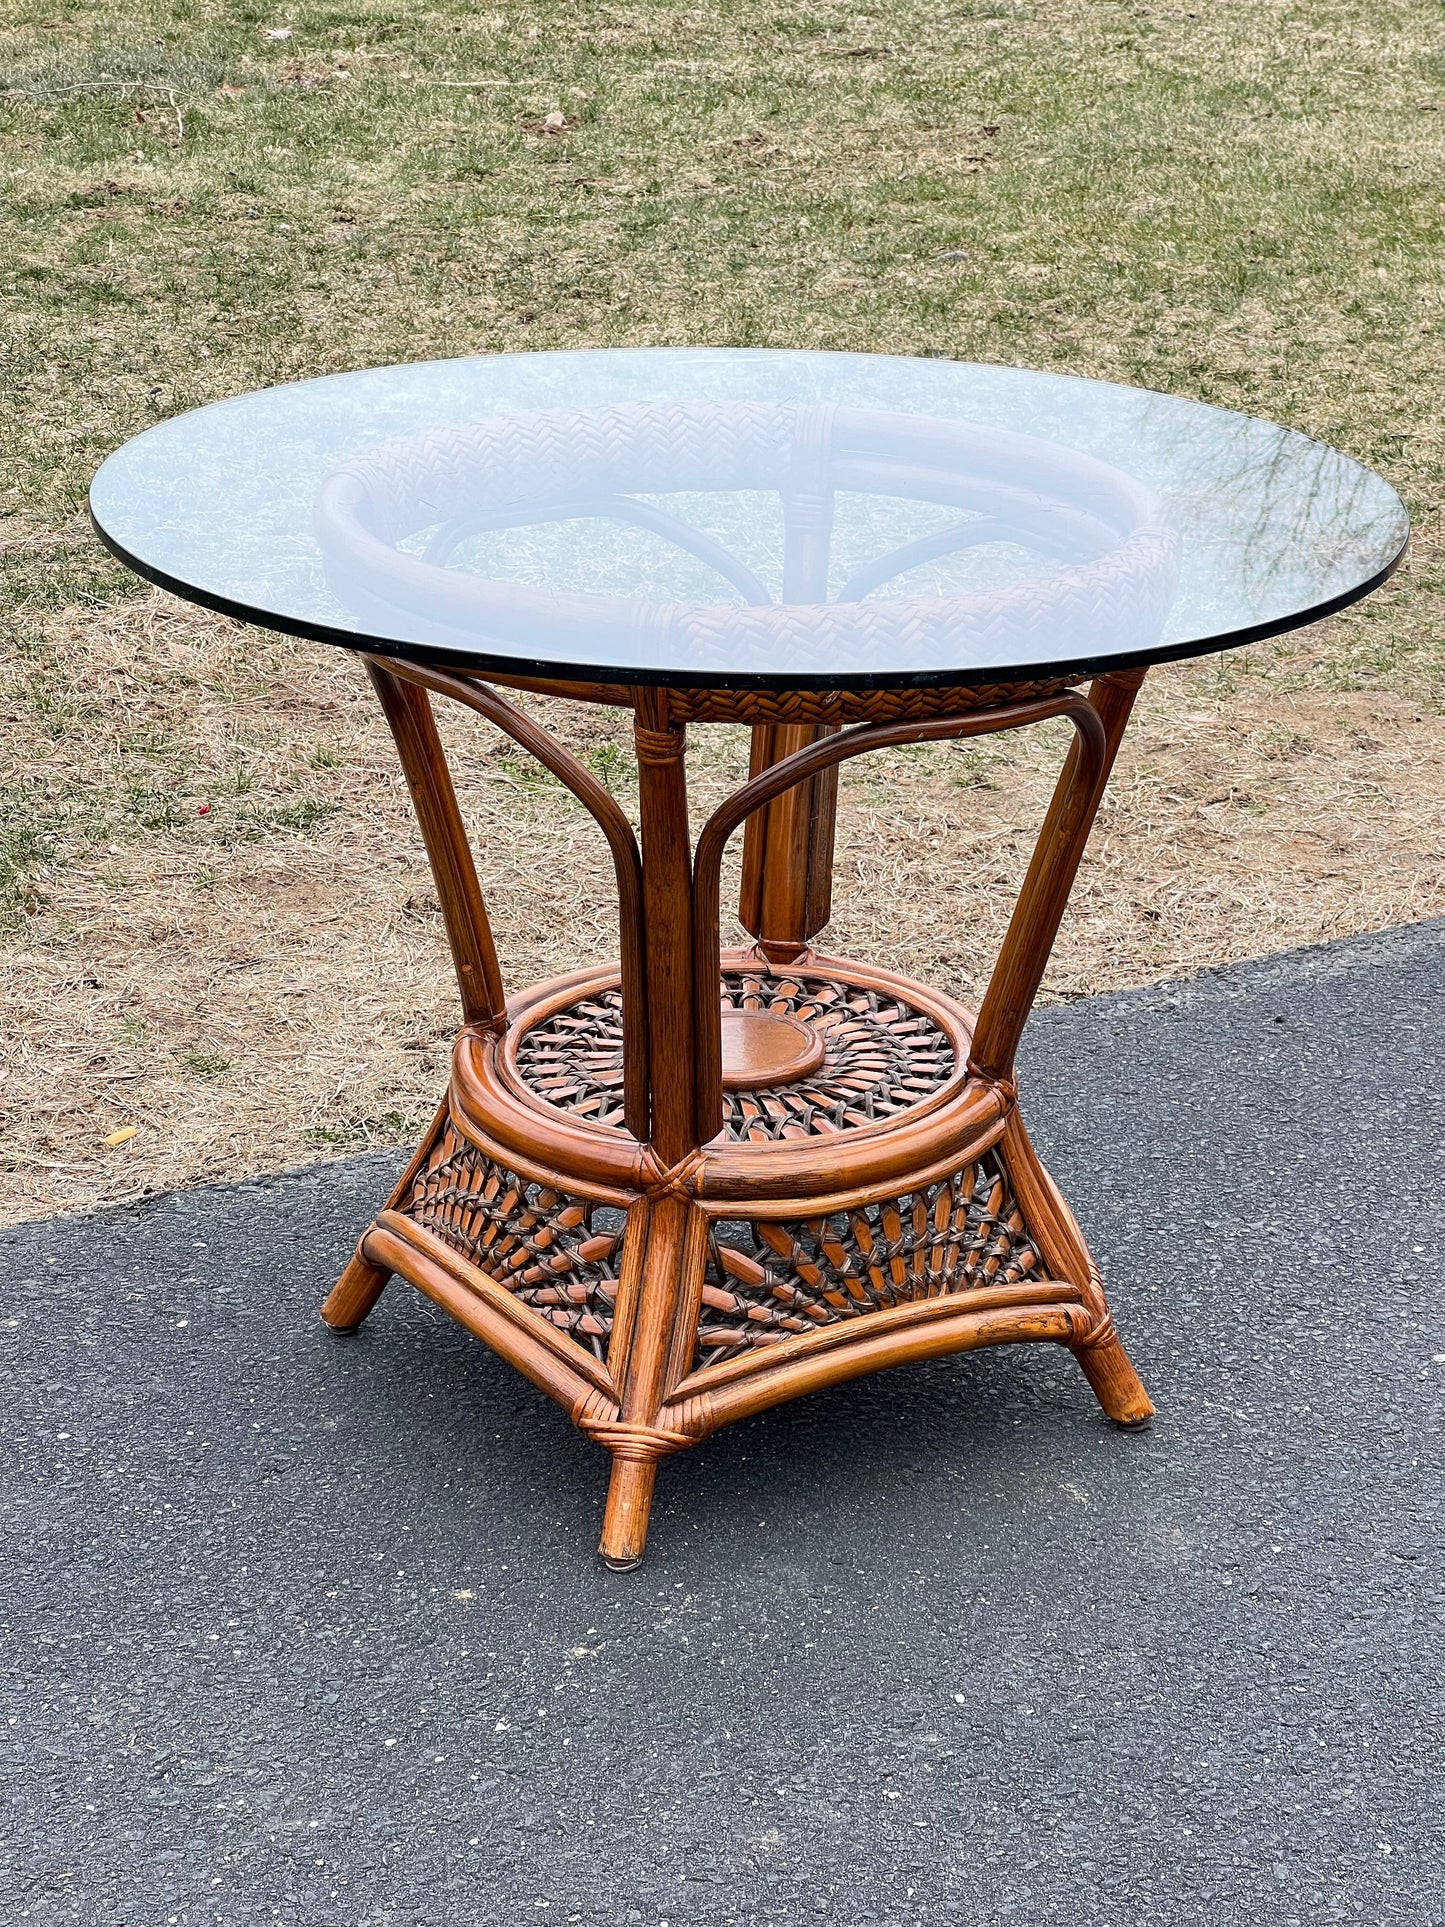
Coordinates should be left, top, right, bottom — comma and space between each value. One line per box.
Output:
5, 3, 1442, 566
302, 1107, 418, 1149
175, 1044, 233, 1078
0, 790, 55, 930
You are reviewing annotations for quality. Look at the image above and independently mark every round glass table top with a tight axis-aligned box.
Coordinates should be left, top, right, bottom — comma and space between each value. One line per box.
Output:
88, 348, 1409, 692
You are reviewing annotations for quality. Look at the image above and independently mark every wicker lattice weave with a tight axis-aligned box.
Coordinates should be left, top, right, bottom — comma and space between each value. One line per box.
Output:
697, 1153, 1043, 1364
661, 678, 1076, 725
329, 402, 802, 545
402, 1124, 627, 1361
514, 968, 956, 1142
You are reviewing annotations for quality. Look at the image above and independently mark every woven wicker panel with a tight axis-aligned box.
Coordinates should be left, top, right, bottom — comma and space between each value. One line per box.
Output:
695, 1151, 1043, 1364
664, 678, 1075, 726
401, 1123, 627, 1361
514, 995, 632, 1132
514, 967, 956, 1142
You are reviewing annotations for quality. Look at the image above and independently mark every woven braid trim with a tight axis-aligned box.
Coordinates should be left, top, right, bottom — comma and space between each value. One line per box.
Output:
662, 678, 1076, 725
330, 402, 803, 544
664, 540, 1180, 678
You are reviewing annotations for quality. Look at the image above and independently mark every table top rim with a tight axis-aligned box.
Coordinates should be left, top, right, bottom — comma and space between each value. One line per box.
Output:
87, 347, 1412, 692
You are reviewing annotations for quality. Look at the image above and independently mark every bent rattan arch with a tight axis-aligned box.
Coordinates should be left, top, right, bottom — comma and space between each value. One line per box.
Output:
362, 654, 651, 1140
688, 689, 1106, 1142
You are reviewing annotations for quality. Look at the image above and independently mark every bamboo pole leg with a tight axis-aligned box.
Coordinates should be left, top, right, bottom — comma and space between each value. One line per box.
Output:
364, 659, 507, 1030
594, 1194, 703, 1570
593, 696, 703, 1570
321, 1243, 391, 1332
970, 670, 1145, 1085
320, 1099, 449, 1333
599, 1457, 659, 1570
993, 1108, 1154, 1428
1073, 1330, 1155, 1427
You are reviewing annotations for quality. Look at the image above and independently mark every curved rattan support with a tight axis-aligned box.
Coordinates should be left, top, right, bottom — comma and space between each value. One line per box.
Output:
968, 669, 1142, 1084
689, 690, 1107, 1143
364, 662, 508, 1032
660, 1293, 1093, 1442
833, 515, 1085, 604
367, 655, 652, 1141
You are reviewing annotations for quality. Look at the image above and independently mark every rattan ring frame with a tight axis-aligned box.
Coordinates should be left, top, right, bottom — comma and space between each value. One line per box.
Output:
313, 399, 1181, 681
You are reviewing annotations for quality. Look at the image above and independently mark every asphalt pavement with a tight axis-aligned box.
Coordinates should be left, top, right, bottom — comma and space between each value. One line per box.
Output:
3, 919, 1443, 1926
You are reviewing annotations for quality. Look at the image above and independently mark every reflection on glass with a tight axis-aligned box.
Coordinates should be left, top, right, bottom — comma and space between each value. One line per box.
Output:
310, 401, 1182, 676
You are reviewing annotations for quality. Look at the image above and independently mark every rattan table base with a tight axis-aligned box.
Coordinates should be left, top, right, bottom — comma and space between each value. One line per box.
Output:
321, 665, 1154, 1567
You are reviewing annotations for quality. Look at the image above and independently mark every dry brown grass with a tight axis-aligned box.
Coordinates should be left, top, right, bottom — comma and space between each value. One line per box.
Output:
3, 584, 1440, 1225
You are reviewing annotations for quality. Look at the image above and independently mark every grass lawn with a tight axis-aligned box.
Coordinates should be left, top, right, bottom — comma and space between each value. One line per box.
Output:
2, 0, 1443, 1218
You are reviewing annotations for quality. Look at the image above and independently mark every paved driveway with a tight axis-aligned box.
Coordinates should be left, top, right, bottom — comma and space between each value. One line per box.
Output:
4, 922, 1442, 1925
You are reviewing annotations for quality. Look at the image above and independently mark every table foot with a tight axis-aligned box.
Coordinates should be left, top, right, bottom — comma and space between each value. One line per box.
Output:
991, 1114, 1155, 1428
598, 1457, 658, 1570
320, 1244, 391, 1332
1072, 1325, 1155, 1427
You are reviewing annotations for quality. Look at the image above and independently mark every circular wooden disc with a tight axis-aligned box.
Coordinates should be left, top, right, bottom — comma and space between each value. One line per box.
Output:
718, 1009, 827, 1093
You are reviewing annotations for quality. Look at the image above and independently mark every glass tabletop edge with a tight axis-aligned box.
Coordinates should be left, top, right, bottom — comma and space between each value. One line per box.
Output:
88, 503, 1410, 698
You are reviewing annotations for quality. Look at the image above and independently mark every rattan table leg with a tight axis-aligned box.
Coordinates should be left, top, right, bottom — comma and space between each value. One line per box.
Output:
594, 702, 707, 1566
319, 1099, 451, 1332
320, 1247, 391, 1333
1073, 1329, 1155, 1426
962, 672, 1155, 1425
